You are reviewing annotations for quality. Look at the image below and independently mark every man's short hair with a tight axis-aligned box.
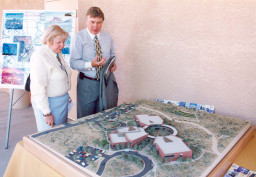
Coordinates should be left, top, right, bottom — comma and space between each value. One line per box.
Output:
86, 7, 104, 21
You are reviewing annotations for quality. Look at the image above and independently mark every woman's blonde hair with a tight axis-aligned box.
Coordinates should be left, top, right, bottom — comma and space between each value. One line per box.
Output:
42, 25, 69, 45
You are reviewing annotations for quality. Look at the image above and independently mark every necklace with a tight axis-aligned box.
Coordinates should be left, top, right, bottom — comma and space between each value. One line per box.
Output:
56, 53, 69, 85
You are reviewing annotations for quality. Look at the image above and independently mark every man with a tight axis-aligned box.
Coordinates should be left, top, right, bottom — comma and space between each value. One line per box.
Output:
70, 7, 117, 118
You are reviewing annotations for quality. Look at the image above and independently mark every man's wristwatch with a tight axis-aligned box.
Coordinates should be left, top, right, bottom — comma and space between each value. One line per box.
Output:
43, 112, 52, 117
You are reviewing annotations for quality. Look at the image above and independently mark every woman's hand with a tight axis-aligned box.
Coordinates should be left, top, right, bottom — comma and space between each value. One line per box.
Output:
44, 114, 55, 128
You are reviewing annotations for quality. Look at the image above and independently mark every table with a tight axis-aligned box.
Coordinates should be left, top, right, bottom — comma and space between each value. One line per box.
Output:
4, 141, 63, 177
4, 126, 255, 177
209, 126, 255, 176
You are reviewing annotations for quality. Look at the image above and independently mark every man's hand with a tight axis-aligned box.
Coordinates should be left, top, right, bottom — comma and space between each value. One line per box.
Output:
110, 63, 117, 72
44, 114, 55, 128
91, 56, 106, 67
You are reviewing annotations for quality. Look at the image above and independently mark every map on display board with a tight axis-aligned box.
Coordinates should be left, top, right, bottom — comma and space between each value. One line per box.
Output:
0, 10, 75, 89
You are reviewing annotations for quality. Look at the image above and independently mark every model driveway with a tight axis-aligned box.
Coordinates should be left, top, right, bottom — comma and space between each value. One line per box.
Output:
96, 150, 153, 176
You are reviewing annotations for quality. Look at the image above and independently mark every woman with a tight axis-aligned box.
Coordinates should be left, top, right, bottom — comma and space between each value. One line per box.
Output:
30, 25, 71, 132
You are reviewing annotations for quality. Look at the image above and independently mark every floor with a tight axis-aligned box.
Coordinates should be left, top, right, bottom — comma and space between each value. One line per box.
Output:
0, 89, 37, 176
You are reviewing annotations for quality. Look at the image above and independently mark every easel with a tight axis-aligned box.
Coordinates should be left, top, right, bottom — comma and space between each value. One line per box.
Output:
5, 89, 27, 149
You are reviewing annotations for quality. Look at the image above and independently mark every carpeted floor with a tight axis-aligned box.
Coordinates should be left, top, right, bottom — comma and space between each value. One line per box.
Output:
0, 89, 37, 176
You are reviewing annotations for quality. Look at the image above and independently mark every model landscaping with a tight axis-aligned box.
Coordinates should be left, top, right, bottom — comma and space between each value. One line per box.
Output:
30, 100, 251, 177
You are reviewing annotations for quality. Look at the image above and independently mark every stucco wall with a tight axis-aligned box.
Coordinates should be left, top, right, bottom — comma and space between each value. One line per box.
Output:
78, 0, 256, 126
1, 0, 255, 125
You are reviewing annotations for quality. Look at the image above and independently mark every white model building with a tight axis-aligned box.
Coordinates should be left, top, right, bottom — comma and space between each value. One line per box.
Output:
135, 114, 164, 126
153, 135, 192, 162
108, 126, 148, 148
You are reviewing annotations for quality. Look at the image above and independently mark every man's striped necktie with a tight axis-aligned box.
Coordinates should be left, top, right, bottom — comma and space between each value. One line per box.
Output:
95, 35, 102, 80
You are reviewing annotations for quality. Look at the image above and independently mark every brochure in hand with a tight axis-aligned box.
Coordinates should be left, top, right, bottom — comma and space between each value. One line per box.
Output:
104, 56, 116, 81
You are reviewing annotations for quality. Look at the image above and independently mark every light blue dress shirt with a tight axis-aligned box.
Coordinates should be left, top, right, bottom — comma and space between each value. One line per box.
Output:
70, 28, 115, 78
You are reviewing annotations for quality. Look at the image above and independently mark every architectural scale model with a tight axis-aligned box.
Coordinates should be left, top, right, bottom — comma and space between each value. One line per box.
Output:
108, 114, 192, 162
28, 100, 251, 177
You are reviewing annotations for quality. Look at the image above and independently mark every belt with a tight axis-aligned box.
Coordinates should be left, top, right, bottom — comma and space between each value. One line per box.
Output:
79, 72, 99, 81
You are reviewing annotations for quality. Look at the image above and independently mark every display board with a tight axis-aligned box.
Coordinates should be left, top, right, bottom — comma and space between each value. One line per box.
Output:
25, 100, 251, 177
0, 10, 75, 89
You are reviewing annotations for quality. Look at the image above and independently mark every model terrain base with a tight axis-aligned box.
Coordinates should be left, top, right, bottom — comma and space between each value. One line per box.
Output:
24, 100, 251, 177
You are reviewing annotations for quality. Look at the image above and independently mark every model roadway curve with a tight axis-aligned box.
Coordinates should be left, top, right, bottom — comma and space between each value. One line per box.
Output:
138, 105, 220, 156
96, 151, 153, 176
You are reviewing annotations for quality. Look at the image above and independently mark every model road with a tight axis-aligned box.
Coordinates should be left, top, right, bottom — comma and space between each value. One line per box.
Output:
96, 151, 153, 176
31, 104, 134, 138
